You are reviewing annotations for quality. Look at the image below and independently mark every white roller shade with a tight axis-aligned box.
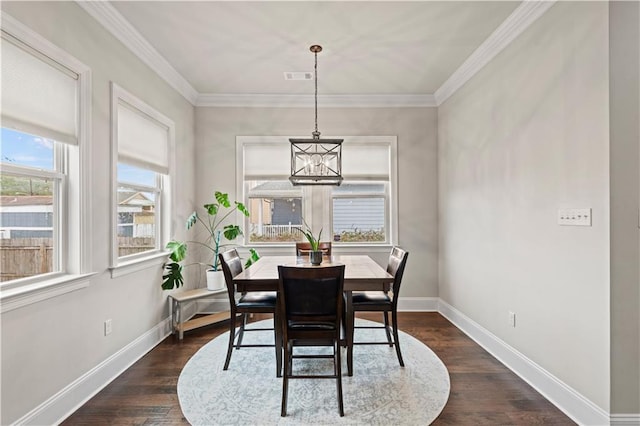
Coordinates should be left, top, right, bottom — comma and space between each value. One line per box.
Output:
117, 101, 169, 174
244, 143, 289, 177
1, 35, 78, 144
342, 144, 390, 178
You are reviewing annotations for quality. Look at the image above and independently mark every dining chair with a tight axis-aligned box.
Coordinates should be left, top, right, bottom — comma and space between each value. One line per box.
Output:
218, 249, 281, 377
295, 241, 332, 256
277, 264, 345, 417
351, 246, 409, 367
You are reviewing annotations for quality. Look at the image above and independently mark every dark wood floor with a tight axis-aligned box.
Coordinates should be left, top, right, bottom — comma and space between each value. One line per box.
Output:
62, 312, 574, 425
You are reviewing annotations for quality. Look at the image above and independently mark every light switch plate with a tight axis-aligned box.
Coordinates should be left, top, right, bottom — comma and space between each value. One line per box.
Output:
558, 208, 592, 226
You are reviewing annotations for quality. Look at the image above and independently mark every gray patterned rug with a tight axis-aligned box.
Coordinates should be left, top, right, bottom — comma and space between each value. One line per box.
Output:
178, 319, 450, 425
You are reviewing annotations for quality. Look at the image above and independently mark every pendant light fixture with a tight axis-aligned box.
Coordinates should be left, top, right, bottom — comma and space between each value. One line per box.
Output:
289, 45, 343, 186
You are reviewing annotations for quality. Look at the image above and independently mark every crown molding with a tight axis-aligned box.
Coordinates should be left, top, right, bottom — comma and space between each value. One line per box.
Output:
75, 1, 199, 105
196, 93, 437, 108
75, 0, 554, 109
434, 0, 556, 105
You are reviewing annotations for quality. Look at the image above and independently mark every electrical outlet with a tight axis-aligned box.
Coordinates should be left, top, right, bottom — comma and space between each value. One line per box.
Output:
508, 311, 516, 328
104, 319, 112, 336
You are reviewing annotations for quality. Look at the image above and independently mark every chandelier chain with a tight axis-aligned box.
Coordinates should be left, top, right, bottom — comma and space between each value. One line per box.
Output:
314, 48, 318, 135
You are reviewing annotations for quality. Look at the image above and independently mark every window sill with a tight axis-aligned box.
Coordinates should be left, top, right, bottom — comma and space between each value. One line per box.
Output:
0, 272, 97, 314
239, 244, 394, 256
110, 251, 169, 278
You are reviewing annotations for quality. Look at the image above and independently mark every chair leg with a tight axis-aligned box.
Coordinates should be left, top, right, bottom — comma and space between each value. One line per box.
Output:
335, 340, 344, 417
391, 310, 404, 367
281, 342, 291, 417
223, 312, 237, 370
382, 311, 393, 347
236, 313, 247, 348
274, 313, 282, 378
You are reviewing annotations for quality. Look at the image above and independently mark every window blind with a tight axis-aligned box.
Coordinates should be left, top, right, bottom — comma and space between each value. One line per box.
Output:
243, 141, 391, 179
1, 34, 78, 144
244, 143, 290, 177
117, 101, 169, 174
341, 144, 390, 178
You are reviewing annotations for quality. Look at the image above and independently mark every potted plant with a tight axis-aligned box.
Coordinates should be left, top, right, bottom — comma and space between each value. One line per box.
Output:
162, 191, 259, 290
298, 220, 323, 266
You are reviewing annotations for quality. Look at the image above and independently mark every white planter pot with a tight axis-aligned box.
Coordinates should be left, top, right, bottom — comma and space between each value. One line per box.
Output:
206, 269, 226, 291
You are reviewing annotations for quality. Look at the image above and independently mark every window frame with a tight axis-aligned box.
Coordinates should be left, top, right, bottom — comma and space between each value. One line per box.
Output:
109, 83, 175, 275
236, 136, 398, 249
0, 13, 93, 313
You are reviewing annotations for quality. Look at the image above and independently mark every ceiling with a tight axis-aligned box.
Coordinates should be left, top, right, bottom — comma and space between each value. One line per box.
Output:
108, 1, 521, 97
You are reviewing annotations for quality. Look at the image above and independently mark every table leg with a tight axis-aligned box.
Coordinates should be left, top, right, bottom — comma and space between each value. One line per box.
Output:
345, 290, 354, 376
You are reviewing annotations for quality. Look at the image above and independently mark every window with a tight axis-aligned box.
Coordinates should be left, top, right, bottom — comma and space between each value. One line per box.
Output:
0, 16, 90, 293
246, 180, 304, 243
1, 129, 61, 281
237, 137, 397, 246
332, 182, 388, 243
111, 83, 173, 268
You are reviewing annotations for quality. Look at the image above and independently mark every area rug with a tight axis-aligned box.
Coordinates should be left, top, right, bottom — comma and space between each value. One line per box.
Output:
178, 318, 450, 425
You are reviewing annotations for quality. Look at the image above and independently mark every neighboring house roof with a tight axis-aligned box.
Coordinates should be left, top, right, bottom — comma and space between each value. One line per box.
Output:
0, 196, 53, 206
117, 191, 153, 206
248, 181, 302, 198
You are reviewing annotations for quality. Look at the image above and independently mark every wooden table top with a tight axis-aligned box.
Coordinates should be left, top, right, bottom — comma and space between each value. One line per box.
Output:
233, 255, 394, 290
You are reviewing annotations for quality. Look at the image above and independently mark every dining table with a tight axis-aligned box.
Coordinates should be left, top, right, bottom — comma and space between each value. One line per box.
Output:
233, 254, 395, 377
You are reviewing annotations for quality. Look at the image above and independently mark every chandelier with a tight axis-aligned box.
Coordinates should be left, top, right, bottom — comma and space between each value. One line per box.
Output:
289, 45, 343, 186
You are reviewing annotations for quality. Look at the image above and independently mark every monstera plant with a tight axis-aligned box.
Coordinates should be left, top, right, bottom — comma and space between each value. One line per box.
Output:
162, 191, 259, 290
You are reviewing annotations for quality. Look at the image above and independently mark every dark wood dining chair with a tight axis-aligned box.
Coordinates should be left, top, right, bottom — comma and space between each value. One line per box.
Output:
351, 246, 409, 367
277, 264, 345, 417
218, 249, 281, 377
295, 241, 332, 256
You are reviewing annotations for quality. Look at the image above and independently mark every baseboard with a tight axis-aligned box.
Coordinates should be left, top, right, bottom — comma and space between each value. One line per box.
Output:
611, 414, 640, 425
197, 296, 439, 314
397, 296, 439, 312
438, 300, 610, 426
14, 317, 172, 426
16, 297, 623, 426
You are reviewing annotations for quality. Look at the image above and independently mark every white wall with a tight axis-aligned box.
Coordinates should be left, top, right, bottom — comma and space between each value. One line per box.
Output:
0, 2, 195, 424
438, 1, 610, 412
609, 1, 640, 415
195, 107, 438, 299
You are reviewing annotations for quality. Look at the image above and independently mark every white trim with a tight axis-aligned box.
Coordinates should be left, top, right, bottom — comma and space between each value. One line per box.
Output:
74, 1, 555, 108
0, 273, 96, 314
13, 317, 172, 426
434, 0, 556, 105
438, 299, 610, 426
109, 251, 169, 278
197, 93, 437, 108
75, 1, 198, 105
8, 297, 623, 424
110, 82, 175, 269
77, 54, 92, 275
236, 136, 398, 246
397, 297, 439, 312
196, 296, 439, 315
611, 414, 640, 425
0, 12, 90, 77
0, 12, 93, 284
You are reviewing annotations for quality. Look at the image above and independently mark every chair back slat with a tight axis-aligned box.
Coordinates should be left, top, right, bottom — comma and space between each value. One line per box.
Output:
219, 249, 243, 310
277, 265, 345, 327
387, 247, 409, 302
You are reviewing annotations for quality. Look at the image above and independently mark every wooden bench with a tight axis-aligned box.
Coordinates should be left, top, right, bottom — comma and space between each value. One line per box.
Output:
168, 288, 233, 340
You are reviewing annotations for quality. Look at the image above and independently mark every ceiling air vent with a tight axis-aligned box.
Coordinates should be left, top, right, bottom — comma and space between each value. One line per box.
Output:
284, 72, 313, 81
